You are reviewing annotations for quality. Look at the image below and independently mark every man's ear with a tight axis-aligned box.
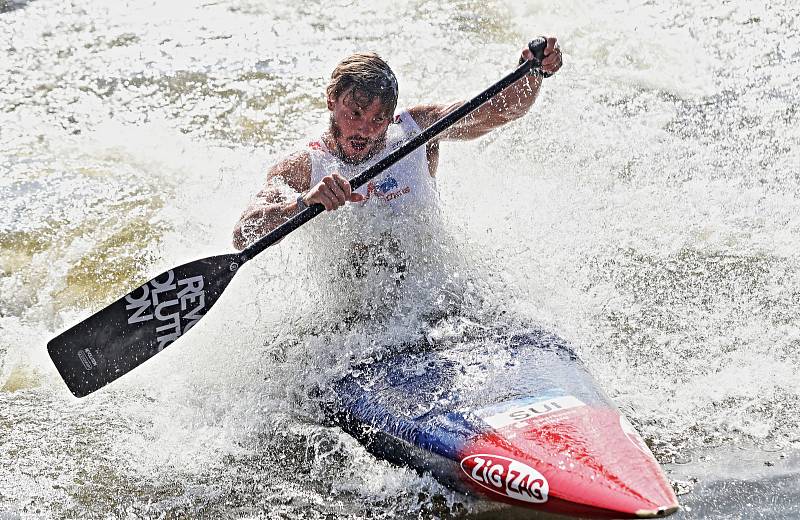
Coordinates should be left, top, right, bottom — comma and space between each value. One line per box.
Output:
326, 92, 336, 111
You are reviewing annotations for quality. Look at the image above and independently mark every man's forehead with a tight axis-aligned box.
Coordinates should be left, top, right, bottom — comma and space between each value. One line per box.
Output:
341, 88, 392, 115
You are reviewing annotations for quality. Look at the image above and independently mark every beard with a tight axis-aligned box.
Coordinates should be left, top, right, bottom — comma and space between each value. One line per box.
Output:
329, 115, 387, 165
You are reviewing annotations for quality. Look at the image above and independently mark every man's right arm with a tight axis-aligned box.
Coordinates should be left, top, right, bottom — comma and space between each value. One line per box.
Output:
232, 152, 311, 251
232, 151, 365, 250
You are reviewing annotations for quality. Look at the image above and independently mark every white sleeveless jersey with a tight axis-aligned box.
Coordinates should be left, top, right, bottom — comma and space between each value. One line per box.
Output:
307, 110, 438, 213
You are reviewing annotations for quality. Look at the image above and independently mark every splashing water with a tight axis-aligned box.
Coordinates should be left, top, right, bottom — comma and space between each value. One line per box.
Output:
2, 0, 799, 518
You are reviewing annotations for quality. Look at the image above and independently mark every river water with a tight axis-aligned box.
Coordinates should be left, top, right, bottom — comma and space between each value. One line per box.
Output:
1, 0, 799, 518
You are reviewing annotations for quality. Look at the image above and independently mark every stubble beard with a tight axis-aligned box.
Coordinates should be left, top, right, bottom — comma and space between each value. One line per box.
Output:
329, 114, 387, 166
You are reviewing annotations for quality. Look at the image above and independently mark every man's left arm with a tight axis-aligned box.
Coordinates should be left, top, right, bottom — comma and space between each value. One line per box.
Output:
409, 37, 562, 141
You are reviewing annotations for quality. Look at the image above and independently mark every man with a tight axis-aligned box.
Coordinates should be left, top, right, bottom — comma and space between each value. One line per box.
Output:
232, 39, 562, 251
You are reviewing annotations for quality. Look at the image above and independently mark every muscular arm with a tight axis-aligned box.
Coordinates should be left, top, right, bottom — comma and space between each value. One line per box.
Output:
410, 73, 543, 142
409, 39, 561, 143
409, 72, 541, 176
232, 152, 311, 251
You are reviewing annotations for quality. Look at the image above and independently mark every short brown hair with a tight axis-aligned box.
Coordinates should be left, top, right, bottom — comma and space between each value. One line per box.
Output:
326, 52, 398, 115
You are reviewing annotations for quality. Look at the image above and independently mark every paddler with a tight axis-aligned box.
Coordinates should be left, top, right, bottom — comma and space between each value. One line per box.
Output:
232, 39, 563, 250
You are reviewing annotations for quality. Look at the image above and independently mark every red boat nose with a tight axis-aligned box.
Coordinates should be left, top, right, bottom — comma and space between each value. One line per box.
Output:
461, 402, 679, 518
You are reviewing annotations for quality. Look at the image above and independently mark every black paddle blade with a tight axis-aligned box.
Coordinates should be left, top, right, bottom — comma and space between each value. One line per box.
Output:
47, 253, 243, 397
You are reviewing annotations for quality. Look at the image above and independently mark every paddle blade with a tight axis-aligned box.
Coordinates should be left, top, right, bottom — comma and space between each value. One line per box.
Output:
47, 253, 243, 398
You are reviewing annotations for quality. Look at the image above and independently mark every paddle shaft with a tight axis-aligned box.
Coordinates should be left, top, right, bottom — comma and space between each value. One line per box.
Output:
239, 38, 547, 263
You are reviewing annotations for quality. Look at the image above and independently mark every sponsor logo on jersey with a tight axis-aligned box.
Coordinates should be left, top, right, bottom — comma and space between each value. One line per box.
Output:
460, 454, 548, 504
365, 174, 411, 203
376, 175, 399, 193
482, 395, 585, 429
123, 270, 206, 351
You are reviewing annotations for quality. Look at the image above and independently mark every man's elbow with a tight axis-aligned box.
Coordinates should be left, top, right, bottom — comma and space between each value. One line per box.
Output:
472, 111, 528, 138
501, 105, 531, 124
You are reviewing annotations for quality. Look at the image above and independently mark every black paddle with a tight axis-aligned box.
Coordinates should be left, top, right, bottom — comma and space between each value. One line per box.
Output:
48, 39, 550, 397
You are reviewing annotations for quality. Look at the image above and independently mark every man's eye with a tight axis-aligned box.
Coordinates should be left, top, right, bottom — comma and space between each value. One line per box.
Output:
351, 110, 361, 118
373, 117, 386, 124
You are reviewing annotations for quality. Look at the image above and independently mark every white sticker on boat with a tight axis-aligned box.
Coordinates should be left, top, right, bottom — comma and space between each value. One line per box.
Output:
482, 396, 585, 429
460, 454, 548, 504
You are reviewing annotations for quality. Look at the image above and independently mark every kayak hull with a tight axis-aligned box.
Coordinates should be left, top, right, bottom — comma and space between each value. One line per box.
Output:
327, 329, 679, 518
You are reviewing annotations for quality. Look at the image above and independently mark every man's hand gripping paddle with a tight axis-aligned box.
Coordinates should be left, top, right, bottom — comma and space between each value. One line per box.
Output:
47, 39, 550, 397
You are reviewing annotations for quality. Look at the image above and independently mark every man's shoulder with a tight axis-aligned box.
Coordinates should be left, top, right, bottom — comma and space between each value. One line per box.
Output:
403, 105, 434, 129
270, 149, 311, 173
404, 103, 460, 131
267, 149, 312, 189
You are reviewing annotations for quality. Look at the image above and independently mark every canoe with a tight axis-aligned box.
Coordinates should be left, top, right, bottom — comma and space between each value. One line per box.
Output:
326, 328, 679, 518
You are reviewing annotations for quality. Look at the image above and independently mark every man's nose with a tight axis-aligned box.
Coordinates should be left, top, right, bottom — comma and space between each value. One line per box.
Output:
364, 120, 382, 135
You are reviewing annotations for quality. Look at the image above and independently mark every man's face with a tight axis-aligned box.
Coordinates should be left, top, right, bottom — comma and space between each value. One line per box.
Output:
328, 88, 393, 164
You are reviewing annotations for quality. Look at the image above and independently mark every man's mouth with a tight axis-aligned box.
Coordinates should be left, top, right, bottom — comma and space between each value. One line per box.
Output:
349, 138, 369, 151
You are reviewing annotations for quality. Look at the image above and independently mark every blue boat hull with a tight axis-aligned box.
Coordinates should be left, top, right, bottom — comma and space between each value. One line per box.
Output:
326, 329, 679, 518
